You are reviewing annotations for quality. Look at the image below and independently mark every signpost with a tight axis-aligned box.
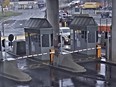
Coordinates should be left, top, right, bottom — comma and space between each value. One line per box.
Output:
8, 34, 14, 47
0, 32, 2, 60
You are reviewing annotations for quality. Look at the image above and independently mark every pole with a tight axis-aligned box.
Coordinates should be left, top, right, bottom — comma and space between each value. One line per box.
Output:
100, 18, 101, 33
46, 0, 59, 44
60, 32, 63, 54
2, 22, 7, 61
0, 31, 3, 60
0, 0, 4, 16
106, 18, 110, 60
2, 22, 4, 36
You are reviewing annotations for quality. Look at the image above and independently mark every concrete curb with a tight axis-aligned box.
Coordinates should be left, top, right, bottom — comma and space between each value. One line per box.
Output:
1, 60, 32, 82
50, 54, 86, 73
101, 60, 116, 66
76, 59, 100, 63
49, 65, 84, 73
0, 72, 31, 82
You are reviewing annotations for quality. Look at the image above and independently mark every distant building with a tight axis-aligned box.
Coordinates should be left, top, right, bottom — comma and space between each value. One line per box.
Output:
37, 0, 45, 8
9, 0, 38, 9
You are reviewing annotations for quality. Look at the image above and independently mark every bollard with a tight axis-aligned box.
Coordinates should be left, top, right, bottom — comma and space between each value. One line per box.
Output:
96, 44, 101, 58
49, 49, 55, 65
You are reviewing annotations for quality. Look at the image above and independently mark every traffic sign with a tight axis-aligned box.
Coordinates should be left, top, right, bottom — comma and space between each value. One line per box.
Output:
8, 34, 14, 41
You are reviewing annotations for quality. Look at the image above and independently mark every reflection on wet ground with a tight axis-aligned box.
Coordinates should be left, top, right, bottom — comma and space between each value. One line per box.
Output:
0, 58, 116, 87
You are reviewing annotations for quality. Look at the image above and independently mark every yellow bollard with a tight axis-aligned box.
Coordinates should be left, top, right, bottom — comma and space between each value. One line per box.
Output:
96, 45, 101, 58
49, 49, 55, 65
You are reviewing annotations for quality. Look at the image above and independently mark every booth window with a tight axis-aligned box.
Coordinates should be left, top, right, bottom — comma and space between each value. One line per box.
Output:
75, 7, 79, 12
30, 33, 38, 42
81, 31, 87, 40
51, 34, 53, 46
81, 31, 84, 38
88, 31, 95, 43
33, 34, 38, 42
38, 35, 41, 47
42, 34, 49, 47
96, 31, 98, 42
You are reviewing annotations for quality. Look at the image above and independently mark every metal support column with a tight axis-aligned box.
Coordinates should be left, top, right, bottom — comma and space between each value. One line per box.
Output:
111, 0, 116, 61
46, 0, 59, 47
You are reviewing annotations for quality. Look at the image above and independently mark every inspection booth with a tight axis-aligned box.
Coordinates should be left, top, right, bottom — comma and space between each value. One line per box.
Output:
24, 18, 53, 60
70, 16, 98, 55
72, 6, 81, 15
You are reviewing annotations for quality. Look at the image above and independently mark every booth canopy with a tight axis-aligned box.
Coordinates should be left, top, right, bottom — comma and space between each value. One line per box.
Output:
25, 18, 52, 29
70, 16, 98, 30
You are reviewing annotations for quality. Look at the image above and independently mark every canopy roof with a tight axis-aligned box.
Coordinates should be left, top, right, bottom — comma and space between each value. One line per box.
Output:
25, 18, 52, 29
70, 16, 97, 30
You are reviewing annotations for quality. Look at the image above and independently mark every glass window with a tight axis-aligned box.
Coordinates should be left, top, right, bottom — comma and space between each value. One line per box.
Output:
62, 29, 70, 33
30, 33, 38, 42
75, 8, 79, 12
88, 31, 95, 43
51, 34, 53, 46
42, 34, 49, 47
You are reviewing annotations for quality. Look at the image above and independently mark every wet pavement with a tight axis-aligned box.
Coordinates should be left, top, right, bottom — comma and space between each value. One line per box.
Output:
0, 56, 116, 87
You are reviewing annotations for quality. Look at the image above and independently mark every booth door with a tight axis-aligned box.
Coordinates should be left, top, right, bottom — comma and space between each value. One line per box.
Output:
26, 33, 41, 55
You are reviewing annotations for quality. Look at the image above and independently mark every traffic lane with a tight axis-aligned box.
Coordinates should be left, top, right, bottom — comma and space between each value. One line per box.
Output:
78, 61, 116, 87
0, 58, 116, 87
2, 20, 26, 36
0, 9, 45, 30
8, 9, 45, 20
12, 20, 27, 28
0, 9, 45, 36
0, 20, 26, 36
16, 57, 47, 70
0, 65, 72, 87
0, 20, 16, 31
3, 20, 27, 29
0, 21, 24, 37
1, 19, 27, 37
3, 28, 24, 37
